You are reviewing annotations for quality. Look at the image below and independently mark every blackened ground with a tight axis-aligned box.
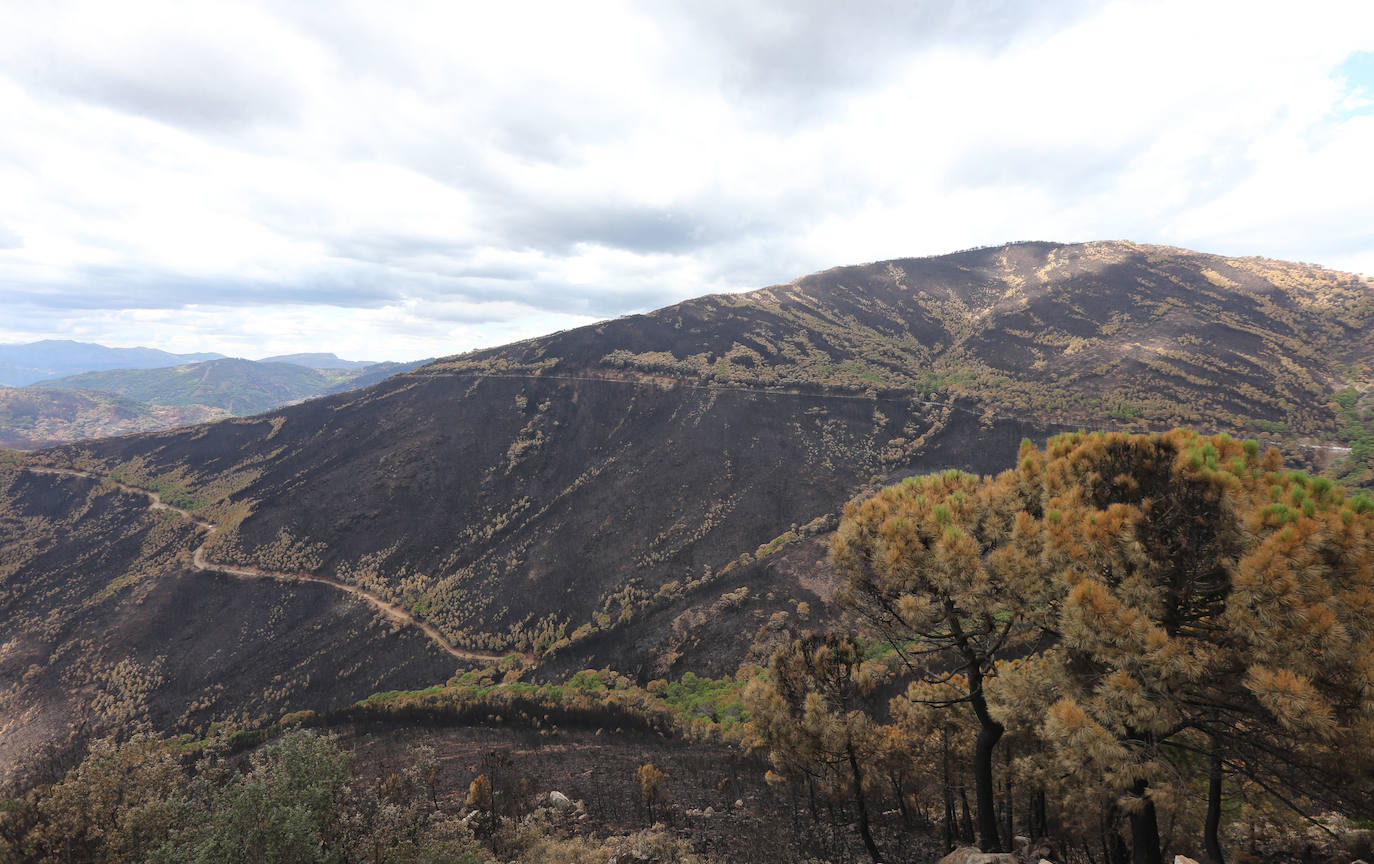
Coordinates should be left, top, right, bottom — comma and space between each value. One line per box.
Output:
339, 721, 944, 864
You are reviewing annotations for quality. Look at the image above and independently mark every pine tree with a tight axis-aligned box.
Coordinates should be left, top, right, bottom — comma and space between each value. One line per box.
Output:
831, 467, 1049, 852
637, 763, 665, 823
744, 633, 889, 863
1011, 431, 1374, 864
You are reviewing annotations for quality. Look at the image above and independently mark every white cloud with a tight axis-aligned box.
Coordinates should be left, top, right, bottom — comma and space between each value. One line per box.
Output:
0, 0, 1371, 359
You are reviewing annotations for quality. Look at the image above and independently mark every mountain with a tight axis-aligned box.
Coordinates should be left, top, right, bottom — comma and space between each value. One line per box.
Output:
2, 240, 1372, 785
34, 358, 370, 415
0, 358, 428, 448
438, 240, 1373, 438
0, 386, 228, 449
0, 340, 224, 386
322, 359, 435, 393
27, 357, 429, 421
257, 352, 379, 370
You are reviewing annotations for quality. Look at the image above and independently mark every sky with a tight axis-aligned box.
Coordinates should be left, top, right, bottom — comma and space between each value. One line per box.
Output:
1, 1, 1372, 362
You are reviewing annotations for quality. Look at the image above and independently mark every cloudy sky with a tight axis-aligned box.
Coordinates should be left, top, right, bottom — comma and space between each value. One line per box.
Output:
1, 1, 1372, 361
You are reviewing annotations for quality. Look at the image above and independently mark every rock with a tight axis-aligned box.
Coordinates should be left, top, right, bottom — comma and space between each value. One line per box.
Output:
734, 799, 744, 808
546, 790, 572, 809
1174, 857, 1201, 864
936, 847, 1018, 864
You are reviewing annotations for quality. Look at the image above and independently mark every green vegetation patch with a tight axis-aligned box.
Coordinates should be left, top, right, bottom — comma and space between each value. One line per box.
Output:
351, 666, 760, 738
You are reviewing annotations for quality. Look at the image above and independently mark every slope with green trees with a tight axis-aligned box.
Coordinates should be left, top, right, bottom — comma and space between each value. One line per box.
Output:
33, 358, 414, 416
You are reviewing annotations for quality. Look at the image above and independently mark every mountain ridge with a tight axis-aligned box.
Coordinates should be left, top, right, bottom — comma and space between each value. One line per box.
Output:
33, 358, 381, 415
258, 352, 379, 369
422, 240, 1373, 437
0, 340, 226, 387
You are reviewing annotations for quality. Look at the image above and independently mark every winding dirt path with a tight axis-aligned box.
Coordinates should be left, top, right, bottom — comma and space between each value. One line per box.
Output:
22, 465, 506, 665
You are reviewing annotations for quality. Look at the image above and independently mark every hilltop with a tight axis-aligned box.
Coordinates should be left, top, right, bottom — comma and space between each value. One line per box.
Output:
436, 240, 1373, 437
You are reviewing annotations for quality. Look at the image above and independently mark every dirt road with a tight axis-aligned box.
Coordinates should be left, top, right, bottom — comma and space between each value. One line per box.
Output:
23, 465, 507, 665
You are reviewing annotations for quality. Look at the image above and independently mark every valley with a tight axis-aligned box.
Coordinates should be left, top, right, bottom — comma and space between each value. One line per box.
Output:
0, 353, 427, 448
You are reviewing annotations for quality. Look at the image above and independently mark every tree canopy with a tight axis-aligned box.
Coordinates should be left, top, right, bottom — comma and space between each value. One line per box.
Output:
816, 429, 1374, 863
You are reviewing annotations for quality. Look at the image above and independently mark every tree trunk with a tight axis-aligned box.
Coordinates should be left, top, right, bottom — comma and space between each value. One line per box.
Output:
1128, 779, 1164, 864
970, 689, 1005, 851
942, 727, 955, 851
960, 785, 975, 842
891, 773, 913, 826
1082, 840, 1099, 864
1108, 830, 1130, 864
846, 742, 882, 863
1204, 749, 1226, 864
1003, 745, 1014, 848
1031, 787, 1048, 838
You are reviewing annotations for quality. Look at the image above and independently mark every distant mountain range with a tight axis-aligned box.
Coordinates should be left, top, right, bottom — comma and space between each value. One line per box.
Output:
0, 341, 427, 447
31, 358, 418, 415
258, 352, 380, 370
0, 340, 224, 386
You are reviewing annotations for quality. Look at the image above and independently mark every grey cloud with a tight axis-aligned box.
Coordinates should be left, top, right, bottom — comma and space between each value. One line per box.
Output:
5, 270, 398, 312
661, 0, 1109, 120
504, 206, 720, 256
53, 65, 301, 133
321, 235, 484, 269
9, 16, 306, 134
4, 257, 676, 326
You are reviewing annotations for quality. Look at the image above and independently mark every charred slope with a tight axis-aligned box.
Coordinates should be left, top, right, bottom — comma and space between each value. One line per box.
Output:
1, 376, 1046, 786
39, 373, 1030, 655
0, 466, 462, 789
